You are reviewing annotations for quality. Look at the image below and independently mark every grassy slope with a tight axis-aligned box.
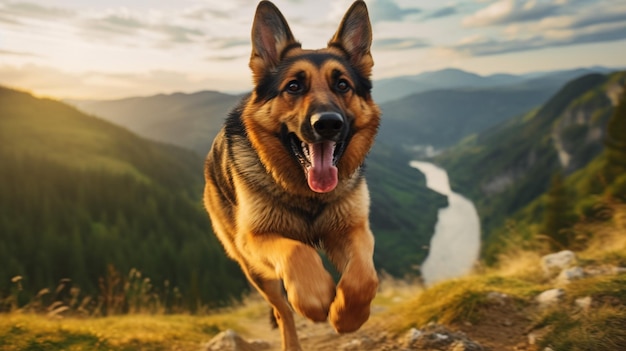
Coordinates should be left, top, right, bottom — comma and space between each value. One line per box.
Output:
0, 86, 202, 191
0, 86, 248, 306
385, 203, 626, 351
436, 72, 625, 261
0, 313, 237, 351
68, 91, 241, 156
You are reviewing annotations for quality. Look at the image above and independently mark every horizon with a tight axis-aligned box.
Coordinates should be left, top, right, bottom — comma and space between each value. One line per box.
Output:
1, 0, 626, 100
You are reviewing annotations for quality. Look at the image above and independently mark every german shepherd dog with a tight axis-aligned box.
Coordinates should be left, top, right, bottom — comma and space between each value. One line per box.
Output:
203, 1, 380, 350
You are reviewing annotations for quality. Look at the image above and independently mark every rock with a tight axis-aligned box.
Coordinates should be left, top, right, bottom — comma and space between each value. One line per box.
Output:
585, 265, 626, 276
536, 288, 564, 307
556, 266, 585, 285
541, 250, 577, 276
575, 296, 592, 311
528, 327, 550, 345
404, 324, 483, 351
449, 339, 484, 351
486, 291, 509, 306
249, 339, 271, 350
404, 328, 422, 345
205, 329, 262, 351
342, 336, 374, 351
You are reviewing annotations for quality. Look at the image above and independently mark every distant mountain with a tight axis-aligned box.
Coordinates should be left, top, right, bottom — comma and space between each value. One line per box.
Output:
373, 67, 616, 103
434, 71, 626, 262
378, 83, 557, 148
67, 90, 242, 156
0, 86, 248, 307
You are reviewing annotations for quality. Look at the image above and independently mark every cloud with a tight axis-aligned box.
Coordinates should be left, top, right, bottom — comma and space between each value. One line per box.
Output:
452, 21, 626, 56
0, 14, 20, 24
452, 1, 626, 56
81, 13, 144, 36
568, 10, 626, 30
423, 6, 458, 21
79, 11, 205, 45
154, 24, 205, 44
183, 7, 230, 21
374, 37, 430, 51
0, 1, 74, 20
207, 37, 249, 50
463, 0, 562, 27
0, 49, 40, 57
369, 0, 421, 23
206, 54, 247, 62
0, 63, 247, 99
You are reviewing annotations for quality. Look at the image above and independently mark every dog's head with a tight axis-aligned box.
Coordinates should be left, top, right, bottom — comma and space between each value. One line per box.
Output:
243, 0, 380, 194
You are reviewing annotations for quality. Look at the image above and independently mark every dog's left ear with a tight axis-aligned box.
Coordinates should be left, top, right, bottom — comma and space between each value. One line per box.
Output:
328, 0, 373, 77
250, 1, 300, 84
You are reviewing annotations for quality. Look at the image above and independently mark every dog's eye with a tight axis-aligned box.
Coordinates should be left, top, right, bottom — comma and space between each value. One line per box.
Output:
336, 79, 351, 93
286, 80, 303, 94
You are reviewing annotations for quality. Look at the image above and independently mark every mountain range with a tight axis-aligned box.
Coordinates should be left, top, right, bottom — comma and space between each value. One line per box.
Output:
435, 70, 626, 261
69, 67, 618, 156
372, 66, 616, 103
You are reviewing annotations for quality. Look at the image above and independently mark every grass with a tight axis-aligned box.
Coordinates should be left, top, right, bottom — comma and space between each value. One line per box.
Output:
385, 274, 544, 331
382, 202, 626, 349
0, 312, 240, 351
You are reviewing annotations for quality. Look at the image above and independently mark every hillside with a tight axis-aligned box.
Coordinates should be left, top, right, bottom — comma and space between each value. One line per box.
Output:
435, 71, 626, 262
68, 90, 242, 155
378, 83, 556, 148
366, 143, 447, 276
0, 86, 248, 309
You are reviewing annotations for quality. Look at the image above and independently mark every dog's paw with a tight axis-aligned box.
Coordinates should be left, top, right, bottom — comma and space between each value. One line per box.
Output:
329, 272, 378, 333
282, 246, 335, 322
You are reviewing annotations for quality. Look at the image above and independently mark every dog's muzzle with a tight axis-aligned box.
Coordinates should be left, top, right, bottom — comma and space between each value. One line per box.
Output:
282, 111, 349, 193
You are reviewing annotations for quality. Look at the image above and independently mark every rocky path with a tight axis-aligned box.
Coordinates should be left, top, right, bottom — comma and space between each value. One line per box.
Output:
205, 249, 626, 351
205, 287, 532, 351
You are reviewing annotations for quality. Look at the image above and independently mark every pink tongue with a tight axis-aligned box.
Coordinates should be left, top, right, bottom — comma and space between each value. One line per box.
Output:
307, 141, 338, 193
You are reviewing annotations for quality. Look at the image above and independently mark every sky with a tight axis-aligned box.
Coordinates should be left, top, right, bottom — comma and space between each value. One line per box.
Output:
1, 0, 626, 99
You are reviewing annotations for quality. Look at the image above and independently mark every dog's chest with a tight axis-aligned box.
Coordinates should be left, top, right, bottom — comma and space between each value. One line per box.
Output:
237, 193, 350, 242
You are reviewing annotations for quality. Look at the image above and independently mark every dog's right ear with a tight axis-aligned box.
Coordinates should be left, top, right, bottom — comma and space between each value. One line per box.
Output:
249, 1, 300, 84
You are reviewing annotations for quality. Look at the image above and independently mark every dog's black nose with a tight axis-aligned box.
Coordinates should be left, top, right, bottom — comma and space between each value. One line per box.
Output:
311, 112, 344, 139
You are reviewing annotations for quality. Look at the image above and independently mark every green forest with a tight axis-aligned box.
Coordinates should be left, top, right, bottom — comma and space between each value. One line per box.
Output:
0, 86, 445, 313
0, 87, 249, 312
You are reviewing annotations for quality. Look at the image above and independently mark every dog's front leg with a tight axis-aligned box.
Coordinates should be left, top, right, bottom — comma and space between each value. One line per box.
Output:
244, 233, 336, 322
325, 222, 379, 333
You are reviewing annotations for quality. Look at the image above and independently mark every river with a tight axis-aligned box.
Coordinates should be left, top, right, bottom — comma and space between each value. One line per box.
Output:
409, 161, 481, 286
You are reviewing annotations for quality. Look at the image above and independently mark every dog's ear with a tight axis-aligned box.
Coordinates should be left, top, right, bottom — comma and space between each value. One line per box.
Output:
249, 1, 299, 83
328, 1, 373, 77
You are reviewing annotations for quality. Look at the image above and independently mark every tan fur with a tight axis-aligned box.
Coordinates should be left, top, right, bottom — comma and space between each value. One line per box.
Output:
203, 2, 379, 350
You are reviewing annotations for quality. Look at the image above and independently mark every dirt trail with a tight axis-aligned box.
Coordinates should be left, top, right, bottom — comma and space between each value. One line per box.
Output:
231, 286, 535, 351
239, 309, 393, 351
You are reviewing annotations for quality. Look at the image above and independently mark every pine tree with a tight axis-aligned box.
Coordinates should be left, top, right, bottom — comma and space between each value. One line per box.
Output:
603, 87, 626, 199
543, 171, 571, 250
605, 88, 626, 174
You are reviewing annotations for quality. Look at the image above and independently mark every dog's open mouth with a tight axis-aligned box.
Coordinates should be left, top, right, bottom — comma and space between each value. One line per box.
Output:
288, 133, 346, 193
